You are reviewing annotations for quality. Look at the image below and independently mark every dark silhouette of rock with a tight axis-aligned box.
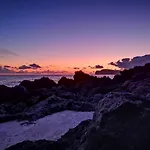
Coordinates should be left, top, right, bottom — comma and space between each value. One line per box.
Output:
73, 71, 113, 94
122, 78, 150, 101
80, 97, 150, 150
58, 77, 75, 87
0, 85, 12, 103
113, 63, 150, 84
58, 119, 92, 149
0, 85, 29, 104
20, 77, 57, 90
74, 71, 94, 84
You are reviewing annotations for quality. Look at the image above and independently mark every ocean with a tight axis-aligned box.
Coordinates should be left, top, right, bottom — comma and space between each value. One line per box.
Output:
0, 75, 114, 87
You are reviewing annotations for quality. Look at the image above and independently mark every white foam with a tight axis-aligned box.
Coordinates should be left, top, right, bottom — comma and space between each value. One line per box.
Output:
0, 111, 93, 150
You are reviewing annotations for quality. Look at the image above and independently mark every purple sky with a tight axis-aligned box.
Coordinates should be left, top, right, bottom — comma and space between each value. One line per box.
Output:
0, 0, 150, 74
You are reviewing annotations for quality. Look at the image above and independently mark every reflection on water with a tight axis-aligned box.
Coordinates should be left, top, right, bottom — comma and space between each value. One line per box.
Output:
0, 111, 93, 150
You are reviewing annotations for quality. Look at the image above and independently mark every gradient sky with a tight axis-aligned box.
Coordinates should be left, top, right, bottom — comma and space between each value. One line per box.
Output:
0, 0, 150, 74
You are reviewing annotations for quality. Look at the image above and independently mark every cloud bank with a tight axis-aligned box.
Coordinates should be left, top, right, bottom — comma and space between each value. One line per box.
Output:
109, 54, 150, 69
19, 65, 31, 70
29, 63, 41, 69
18, 63, 41, 70
73, 67, 80, 70
0, 66, 15, 73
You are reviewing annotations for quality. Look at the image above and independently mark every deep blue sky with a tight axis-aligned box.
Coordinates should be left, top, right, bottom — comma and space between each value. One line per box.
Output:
0, 0, 150, 73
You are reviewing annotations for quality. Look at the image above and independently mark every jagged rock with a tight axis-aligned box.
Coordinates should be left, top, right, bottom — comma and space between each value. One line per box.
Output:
93, 92, 141, 121
122, 78, 150, 101
58, 77, 75, 87
59, 119, 92, 150
31, 88, 53, 101
58, 91, 75, 99
0, 85, 11, 103
0, 113, 24, 123
0, 102, 27, 115
24, 95, 64, 120
74, 71, 94, 85
20, 77, 57, 90
92, 93, 104, 104
23, 95, 94, 121
0, 85, 29, 103
13, 85, 28, 95
75, 91, 150, 150
0, 103, 13, 114
113, 63, 150, 84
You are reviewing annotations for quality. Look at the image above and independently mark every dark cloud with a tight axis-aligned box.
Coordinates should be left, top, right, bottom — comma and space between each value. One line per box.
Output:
0, 66, 15, 73
0, 48, 18, 56
4, 65, 11, 68
95, 65, 104, 69
18, 63, 41, 70
88, 65, 103, 69
19, 65, 31, 69
29, 63, 41, 69
73, 67, 80, 70
109, 54, 150, 69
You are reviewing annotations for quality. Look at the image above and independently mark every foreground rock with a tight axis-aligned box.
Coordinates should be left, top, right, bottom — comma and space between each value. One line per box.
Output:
0, 85, 29, 103
81, 94, 150, 150
7, 91, 150, 150
24, 96, 94, 121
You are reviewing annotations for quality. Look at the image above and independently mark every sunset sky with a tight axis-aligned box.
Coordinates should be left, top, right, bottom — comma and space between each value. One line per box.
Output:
0, 0, 150, 74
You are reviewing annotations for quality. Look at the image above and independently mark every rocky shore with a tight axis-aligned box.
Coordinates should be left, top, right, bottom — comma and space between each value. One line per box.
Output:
0, 63, 150, 150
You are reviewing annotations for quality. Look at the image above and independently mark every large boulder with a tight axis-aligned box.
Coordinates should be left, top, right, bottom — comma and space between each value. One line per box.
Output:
20, 77, 57, 90
93, 92, 140, 121
74, 71, 94, 84
0, 85, 29, 103
59, 119, 92, 150
77, 92, 150, 150
122, 78, 150, 101
73, 71, 113, 92
58, 77, 75, 88
113, 63, 150, 84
